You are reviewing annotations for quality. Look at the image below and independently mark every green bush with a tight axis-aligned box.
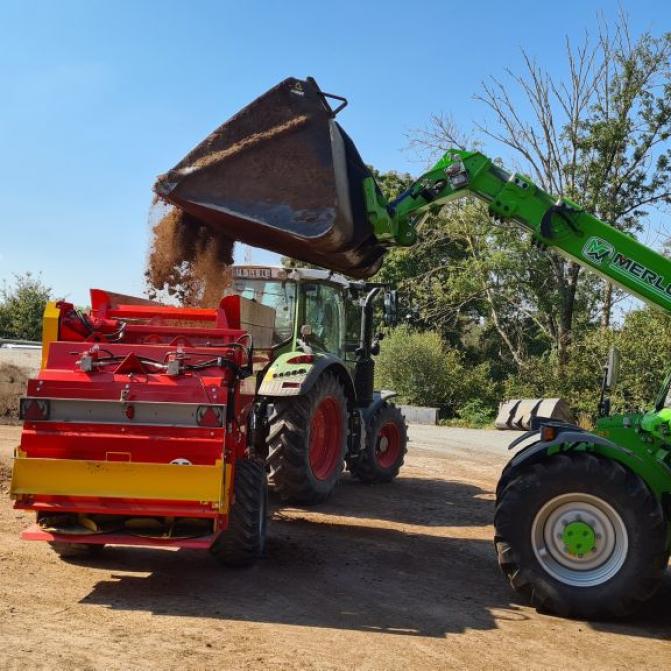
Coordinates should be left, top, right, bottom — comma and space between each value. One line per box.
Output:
375, 325, 498, 417
0, 273, 51, 341
455, 398, 495, 426
505, 307, 671, 418
376, 307, 671, 426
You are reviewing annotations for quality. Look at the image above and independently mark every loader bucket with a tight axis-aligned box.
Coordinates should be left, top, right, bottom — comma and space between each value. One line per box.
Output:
154, 77, 385, 278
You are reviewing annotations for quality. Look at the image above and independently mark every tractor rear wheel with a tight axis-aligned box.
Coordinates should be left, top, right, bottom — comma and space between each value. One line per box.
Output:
210, 460, 267, 567
266, 373, 347, 504
495, 453, 668, 618
349, 403, 407, 483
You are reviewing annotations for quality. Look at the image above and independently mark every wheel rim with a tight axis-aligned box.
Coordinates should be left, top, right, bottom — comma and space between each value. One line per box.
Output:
308, 396, 342, 480
531, 492, 628, 587
375, 421, 401, 469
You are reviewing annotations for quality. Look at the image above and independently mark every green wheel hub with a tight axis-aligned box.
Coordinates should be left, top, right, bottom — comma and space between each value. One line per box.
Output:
561, 521, 596, 557
531, 492, 629, 587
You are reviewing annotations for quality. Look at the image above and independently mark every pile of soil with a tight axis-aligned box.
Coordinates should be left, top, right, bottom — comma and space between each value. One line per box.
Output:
145, 205, 234, 307
0, 459, 11, 491
186, 114, 310, 175
0, 364, 28, 423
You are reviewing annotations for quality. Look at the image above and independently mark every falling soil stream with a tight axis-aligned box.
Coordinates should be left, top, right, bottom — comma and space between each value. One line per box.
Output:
145, 205, 235, 307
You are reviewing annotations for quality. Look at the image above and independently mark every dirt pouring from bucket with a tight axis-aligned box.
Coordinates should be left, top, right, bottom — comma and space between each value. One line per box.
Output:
145, 204, 234, 307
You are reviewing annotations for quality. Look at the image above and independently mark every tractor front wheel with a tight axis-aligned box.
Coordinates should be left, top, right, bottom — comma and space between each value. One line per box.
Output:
210, 459, 267, 567
349, 402, 407, 483
495, 453, 668, 618
266, 373, 347, 504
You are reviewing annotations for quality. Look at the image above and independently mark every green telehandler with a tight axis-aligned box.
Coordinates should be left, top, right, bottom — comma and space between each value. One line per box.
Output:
156, 76, 670, 618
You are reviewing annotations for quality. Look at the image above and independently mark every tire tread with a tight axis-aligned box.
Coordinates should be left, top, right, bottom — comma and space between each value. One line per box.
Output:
266, 373, 347, 504
210, 460, 267, 567
495, 452, 668, 618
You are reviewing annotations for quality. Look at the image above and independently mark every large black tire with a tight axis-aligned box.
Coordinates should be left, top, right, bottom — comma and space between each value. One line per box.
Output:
349, 402, 407, 483
266, 373, 347, 504
495, 453, 669, 618
210, 460, 267, 567
495, 458, 517, 503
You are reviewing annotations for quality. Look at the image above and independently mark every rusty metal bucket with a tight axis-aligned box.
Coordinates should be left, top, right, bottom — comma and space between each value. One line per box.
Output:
154, 77, 385, 278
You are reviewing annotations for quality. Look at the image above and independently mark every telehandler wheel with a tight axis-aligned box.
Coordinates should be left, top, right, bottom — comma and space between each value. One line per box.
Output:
210, 460, 267, 567
266, 372, 347, 505
349, 403, 407, 483
494, 453, 669, 619
49, 542, 105, 559
495, 459, 517, 503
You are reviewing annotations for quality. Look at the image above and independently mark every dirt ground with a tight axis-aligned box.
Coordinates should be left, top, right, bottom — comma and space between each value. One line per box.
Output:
0, 364, 28, 422
0, 423, 668, 670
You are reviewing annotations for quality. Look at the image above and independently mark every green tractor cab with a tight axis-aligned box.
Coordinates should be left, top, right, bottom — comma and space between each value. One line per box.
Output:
228, 265, 407, 504
495, 347, 671, 619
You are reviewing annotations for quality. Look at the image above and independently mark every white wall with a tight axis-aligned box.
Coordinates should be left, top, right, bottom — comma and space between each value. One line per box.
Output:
0, 346, 41, 376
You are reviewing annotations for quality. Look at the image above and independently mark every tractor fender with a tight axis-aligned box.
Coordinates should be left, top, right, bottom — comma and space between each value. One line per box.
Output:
361, 390, 398, 424
498, 426, 671, 517
257, 352, 355, 402
509, 429, 634, 470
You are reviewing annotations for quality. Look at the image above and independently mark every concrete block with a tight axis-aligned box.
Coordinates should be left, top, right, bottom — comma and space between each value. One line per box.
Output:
495, 397, 575, 430
397, 404, 438, 425
495, 399, 521, 429
0, 345, 41, 376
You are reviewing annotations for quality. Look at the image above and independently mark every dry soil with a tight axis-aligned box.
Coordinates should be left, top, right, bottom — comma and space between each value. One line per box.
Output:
0, 424, 668, 670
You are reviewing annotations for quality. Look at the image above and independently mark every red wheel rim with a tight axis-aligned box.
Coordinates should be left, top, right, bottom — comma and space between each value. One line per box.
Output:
375, 422, 401, 469
308, 396, 342, 480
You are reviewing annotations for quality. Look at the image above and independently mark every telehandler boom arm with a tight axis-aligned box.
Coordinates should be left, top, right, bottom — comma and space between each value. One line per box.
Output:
156, 77, 671, 296
366, 149, 671, 314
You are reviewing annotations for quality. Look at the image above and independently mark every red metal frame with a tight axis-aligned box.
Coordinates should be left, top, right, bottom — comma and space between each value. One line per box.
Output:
22, 524, 215, 550
14, 289, 257, 551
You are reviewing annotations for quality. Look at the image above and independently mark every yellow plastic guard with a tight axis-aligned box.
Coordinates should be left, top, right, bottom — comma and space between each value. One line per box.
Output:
41, 301, 61, 368
11, 457, 229, 511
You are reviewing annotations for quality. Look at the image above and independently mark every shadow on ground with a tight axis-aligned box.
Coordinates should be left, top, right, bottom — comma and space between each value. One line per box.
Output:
302, 474, 495, 527
76, 474, 671, 641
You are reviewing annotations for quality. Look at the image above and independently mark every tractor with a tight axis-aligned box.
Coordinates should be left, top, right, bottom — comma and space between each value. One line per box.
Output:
494, 348, 671, 618
229, 264, 407, 504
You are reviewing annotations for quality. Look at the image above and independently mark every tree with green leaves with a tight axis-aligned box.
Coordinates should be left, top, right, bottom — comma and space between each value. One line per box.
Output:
384, 13, 671, 371
0, 273, 52, 341
475, 15, 671, 358
375, 324, 498, 418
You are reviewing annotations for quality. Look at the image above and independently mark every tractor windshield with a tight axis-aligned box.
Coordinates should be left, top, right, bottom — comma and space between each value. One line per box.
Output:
226, 278, 297, 345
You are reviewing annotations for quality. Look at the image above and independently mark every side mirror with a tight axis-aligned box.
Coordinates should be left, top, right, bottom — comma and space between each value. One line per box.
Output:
605, 346, 620, 389
383, 290, 398, 327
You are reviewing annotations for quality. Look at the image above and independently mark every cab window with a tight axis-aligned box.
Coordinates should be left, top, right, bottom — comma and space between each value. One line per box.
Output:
303, 284, 344, 356
225, 279, 296, 344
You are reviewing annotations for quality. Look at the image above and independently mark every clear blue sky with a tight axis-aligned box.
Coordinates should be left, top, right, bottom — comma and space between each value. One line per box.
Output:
0, 0, 667, 304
